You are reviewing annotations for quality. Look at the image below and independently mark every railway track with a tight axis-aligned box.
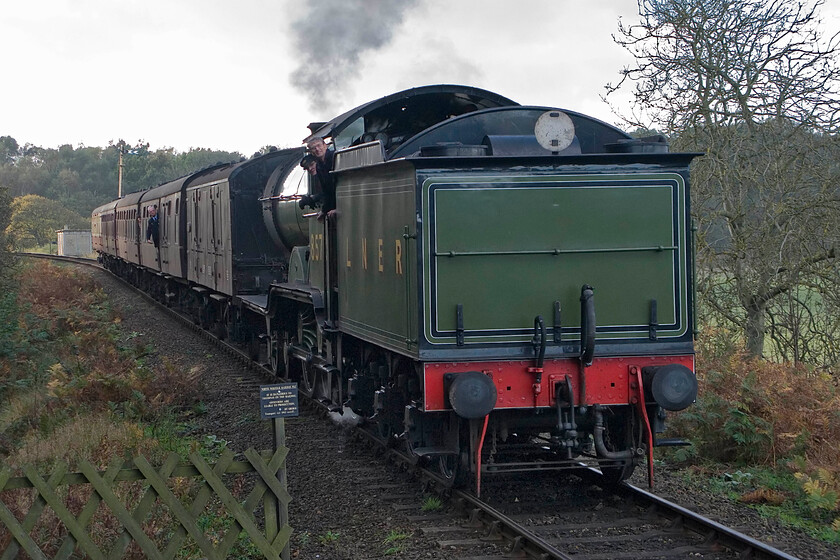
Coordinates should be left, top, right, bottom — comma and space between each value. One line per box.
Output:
25, 253, 803, 559
358, 427, 801, 560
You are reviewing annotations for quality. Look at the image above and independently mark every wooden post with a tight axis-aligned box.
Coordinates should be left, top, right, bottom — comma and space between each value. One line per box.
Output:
274, 418, 290, 560
260, 382, 297, 559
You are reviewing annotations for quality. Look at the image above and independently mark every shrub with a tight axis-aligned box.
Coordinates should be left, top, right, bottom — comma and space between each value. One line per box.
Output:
1, 262, 205, 468
669, 336, 840, 470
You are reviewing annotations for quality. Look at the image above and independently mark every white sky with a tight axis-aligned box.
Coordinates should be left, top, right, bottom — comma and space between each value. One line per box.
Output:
2, 0, 840, 155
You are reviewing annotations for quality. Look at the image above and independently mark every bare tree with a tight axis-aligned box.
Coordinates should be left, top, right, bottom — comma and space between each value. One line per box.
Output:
608, 0, 840, 364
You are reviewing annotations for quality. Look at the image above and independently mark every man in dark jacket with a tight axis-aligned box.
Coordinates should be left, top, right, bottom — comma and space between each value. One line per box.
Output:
146, 205, 159, 247
307, 137, 335, 215
298, 155, 323, 209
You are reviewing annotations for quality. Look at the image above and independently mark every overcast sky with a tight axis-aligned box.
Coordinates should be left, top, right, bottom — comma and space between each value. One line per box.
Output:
3, 0, 840, 155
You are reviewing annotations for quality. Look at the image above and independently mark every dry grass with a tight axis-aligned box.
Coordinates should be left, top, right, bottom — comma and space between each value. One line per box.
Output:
8, 413, 148, 469
739, 488, 788, 506
1, 261, 202, 467
0, 261, 216, 556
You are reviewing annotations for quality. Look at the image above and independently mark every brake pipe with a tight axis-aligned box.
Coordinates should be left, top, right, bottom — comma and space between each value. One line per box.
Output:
476, 414, 490, 498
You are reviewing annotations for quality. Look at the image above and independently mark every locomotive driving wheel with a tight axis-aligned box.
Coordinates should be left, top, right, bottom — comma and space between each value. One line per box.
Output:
268, 331, 288, 378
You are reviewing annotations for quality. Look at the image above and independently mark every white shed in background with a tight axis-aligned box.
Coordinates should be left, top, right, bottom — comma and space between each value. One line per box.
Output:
56, 229, 93, 257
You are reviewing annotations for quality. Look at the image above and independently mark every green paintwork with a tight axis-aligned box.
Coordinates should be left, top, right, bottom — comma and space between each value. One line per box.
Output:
288, 246, 309, 284
308, 220, 326, 293
422, 173, 689, 345
337, 162, 419, 354
335, 163, 690, 356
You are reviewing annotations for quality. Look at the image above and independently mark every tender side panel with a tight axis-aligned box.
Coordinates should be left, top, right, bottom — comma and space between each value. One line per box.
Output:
422, 173, 688, 346
423, 354, 694, 410
337, 163, 419, 355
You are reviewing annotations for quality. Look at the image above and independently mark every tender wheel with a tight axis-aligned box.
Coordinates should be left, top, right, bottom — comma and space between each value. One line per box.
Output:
599, 459, 635, 484
598, 411, 637, 484
438, 451, 469, 488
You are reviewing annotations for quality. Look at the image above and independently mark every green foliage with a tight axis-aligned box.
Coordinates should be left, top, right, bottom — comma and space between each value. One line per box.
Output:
0, 185, 15, 284
0, 260, 265, 560
668, 377, 773, 465
175, 499, 263, 559
668, 347, 840, 469
795, 469, 840, 514
318, 530, 339, 545
6, 194, 89, 248
297, 531, 311, 547
722, 409, 774, 464
383, 529, 411, 555
0, 136, 242, 218
421, 495, 443, 511
663, 339, 840, 542
143, 417, 194, 457
677, 466, 840, 542
0, 287, 20, 360
0, 136, 19, 164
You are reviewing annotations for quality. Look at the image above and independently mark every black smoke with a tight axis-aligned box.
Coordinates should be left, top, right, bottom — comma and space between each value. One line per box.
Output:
289, 0, 420, 115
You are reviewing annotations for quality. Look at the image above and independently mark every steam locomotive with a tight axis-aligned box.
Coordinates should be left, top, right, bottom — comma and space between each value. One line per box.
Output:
92, 85, 698, 487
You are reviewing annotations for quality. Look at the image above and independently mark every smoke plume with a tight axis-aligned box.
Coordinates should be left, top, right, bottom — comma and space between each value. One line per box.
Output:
289, 0, 420, 116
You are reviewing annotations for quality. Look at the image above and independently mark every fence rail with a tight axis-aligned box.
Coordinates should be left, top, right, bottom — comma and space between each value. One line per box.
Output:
0, 447, 290, 560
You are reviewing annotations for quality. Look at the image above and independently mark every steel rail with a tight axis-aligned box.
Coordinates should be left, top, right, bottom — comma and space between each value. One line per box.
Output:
619, 482, 800, 560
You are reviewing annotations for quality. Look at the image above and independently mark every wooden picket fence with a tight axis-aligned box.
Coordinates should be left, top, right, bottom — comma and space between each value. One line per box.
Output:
0, 447, 291, 559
